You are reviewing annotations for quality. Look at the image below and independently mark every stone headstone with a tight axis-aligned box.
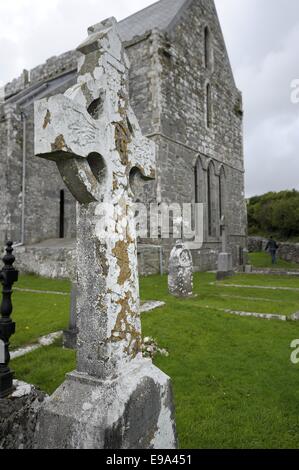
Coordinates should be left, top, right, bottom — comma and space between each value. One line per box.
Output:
220, 216, 228, 253
217, 252, 233, 279
236, 246, 249, 273
216, 216, 233, 281
33, 18, 177, 449
242, 248, 249, 265
244, 265, 253, 274
168, 241, 193, 297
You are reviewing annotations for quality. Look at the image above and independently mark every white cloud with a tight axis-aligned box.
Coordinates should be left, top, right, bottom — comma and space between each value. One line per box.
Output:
215, 0, 299, 196
0, 0, 154, 83
245, 114, 299, 194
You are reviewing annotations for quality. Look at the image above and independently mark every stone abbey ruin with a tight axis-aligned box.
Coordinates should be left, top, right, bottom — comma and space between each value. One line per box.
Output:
0, 0, 247, 277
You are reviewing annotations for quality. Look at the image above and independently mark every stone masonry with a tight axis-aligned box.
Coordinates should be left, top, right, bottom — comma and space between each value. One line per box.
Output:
0, 0, 247, 274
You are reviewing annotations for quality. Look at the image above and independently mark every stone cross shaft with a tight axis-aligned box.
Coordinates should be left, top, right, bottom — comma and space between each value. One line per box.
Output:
220, 215, 227, 253
34, 18, 155, 380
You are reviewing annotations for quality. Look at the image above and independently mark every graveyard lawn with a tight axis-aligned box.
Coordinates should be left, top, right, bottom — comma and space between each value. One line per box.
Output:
11, 272, 299, 449
10, 276, 71, 349
249, 251, 299, 270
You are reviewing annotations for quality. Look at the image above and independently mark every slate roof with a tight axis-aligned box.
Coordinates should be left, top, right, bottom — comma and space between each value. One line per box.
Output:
4, 0, 198, 102
117, 0, 190, 42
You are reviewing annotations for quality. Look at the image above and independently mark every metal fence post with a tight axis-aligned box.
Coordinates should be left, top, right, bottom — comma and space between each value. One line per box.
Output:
0, 241, 19, 398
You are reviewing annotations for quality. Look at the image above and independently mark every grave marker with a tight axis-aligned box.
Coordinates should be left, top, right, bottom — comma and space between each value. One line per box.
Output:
216, 216, 234, 281
168, 241, 193, 298
34, 18, 177, 449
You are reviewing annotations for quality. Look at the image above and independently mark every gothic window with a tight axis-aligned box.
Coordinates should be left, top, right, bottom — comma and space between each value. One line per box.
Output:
194, 157, 204, 204
207, 161, 217, 237
194, 157, 206, 242
204, 26, 212, 70
195, 161, 199, 204
219, 166, 225, 219
206, 83, 212, 129
207, 164, 212, 236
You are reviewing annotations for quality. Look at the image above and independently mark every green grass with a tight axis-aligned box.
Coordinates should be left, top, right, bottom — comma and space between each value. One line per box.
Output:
11, 338, 76, 394
17, 273, 71, 292
10, 274, 70, 349
10, 272, 299, 448
141, 272, 299, 317
249, 251, 299, 270
142, 300, 299, 448
223, 273, 299, 288
11, 292, 69, 350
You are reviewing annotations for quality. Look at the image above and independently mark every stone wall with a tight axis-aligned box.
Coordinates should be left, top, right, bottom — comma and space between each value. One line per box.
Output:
248, 236, 299, 266
4, 70, 30, 100
158, 0, 246, 245
29, 51, 77, 89
14, 241, 76, 279
15, 241, 165, 278
125, 0, 247, 271
0, 105, 23, 244
0, 70, 78, 245
278, 243, 299, 264
126, 33, 158, 137
248, 236, 267, 252
4, 51, 77, 100
15, 238, 248, 278
21, 101, 76, 244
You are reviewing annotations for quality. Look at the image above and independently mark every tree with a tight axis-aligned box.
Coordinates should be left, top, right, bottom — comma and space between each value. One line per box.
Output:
247, 190, 299, 239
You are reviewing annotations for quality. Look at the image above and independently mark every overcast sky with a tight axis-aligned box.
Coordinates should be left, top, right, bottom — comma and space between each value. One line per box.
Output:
0, 0, 298, 197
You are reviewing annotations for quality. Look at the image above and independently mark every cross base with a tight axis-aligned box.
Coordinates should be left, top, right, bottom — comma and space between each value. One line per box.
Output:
34, 360, 177, 449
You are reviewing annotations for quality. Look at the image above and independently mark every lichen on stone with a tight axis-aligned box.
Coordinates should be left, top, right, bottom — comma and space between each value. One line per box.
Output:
51, 134, 72, 153
114, 121, 131, 166
43, 110, 51, 129
112, 239, 132, 285
110, 291, 141, 358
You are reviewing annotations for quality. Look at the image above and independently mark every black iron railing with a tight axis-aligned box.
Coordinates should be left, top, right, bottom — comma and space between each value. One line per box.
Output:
0, 242, 18, 398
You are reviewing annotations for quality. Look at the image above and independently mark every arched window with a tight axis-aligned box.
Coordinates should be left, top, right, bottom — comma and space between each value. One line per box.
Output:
195, 161, 199, 204
194, 157, 204, 204
206, 83, 212, 129
219, 166, 225, 219
207, 164, 212, 236
207, 161, 217, 237
204, 26, 212, 70
194, 157, 206, 243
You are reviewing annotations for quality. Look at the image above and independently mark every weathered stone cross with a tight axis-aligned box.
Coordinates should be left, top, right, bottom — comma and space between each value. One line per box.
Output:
35, 18, 155, 379
217, 215, 233, 281
220, 215, 227, 253
34, 18, 176, 449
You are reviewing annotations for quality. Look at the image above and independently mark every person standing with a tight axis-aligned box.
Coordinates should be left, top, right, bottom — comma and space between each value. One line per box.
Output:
265, 236, 279, 265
